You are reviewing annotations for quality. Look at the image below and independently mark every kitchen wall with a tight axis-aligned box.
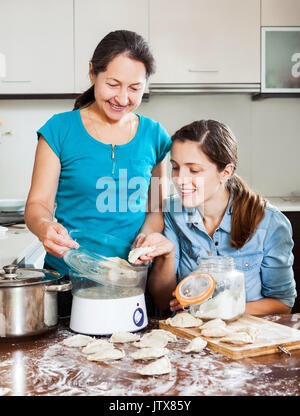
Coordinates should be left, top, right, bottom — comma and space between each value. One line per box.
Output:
0, 94, 300, 199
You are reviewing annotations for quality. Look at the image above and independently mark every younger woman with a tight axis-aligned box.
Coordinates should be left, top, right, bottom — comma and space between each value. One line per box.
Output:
142, 120, 296, 316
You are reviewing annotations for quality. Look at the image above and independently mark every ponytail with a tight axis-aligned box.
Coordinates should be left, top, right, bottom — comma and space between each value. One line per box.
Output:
73, 85, 95, 111
227, 174, 267, 249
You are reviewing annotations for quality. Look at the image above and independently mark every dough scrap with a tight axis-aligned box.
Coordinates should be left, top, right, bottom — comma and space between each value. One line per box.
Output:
201, 326, 232, 338
130, 347, 169, 360
136, 356, 171, 376
109, 331, 140, 343
86, 347, 125, 361
62, 334, 93, 347
82, 339, 114, 354
200, 319, 226, 330
133, 332, 170, 348
182, 337, 207, 353
220, 331, 254, 345
128, 246, 156, 264
165, 312, 203, 328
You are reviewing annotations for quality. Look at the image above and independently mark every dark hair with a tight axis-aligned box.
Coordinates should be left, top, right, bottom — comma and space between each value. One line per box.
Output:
73, 30, 155, 110
171, 120, 267, 249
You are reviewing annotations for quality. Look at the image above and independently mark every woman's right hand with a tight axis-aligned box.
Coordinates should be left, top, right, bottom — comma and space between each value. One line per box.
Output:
37, 221, 79, 258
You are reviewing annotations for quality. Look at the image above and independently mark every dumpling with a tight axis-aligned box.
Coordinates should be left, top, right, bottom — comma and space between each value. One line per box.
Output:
136, 356, 171, 376
220, 332, 254, 345
133, 331, 171, 348
62, 334, 93, 347
109, 331, 140, 343
230, 325, 260, 341
165, 312, 203, 328
200, 319, 226, 330
130, 347, 169, 360
201, 326, 231, 338
82, 339, 114, 354
128, 246, 156, 264
86, 347, 125, 361
182, 337, 207, 353
149, 329, 177, 342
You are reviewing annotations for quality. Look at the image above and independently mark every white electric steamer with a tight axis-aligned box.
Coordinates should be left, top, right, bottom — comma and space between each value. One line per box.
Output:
64, 230, 148, 335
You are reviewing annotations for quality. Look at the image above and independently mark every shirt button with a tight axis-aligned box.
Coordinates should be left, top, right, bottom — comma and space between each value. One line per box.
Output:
245, 263, 249, 267
215, 242, 219, 246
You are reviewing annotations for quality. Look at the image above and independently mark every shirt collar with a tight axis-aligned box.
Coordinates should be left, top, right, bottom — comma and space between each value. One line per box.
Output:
186, 194, 233, 234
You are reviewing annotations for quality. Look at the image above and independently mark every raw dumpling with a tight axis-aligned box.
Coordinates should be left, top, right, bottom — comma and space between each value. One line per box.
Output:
201, 326, 231, 338
128, 246, 156, 264
62, 334, 93, 347
86, 347, 125, 361
150, 329, 177, 342
182, 337, 207, 353
109, 331, 140, 343
133, 331, 171, 348
136, 356, 171, 376
130, 347, 169, 360
200, 319, 226, 330
220, 332, 254, 345
165, 312, 203, 328
231, 326, 260, 341
82, 339, 114, 354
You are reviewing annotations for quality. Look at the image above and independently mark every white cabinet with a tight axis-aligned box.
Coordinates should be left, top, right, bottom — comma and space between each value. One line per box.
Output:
74, 0, 149, 93
0, 0, 74, 94
149, 0, 260, 85
262, 0, 300, 26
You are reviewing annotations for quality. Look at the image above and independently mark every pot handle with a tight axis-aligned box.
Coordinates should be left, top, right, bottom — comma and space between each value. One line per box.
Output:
46, 281, 72, 292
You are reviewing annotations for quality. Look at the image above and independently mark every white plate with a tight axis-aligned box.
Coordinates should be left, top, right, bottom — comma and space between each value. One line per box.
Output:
0, 199, 26, 212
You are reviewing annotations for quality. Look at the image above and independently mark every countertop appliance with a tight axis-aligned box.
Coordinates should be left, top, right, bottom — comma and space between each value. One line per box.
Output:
64, 230, 149, 336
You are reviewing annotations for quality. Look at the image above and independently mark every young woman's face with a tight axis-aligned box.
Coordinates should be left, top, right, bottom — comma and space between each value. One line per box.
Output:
90, 53, 147, 121
171, 140, 226, 208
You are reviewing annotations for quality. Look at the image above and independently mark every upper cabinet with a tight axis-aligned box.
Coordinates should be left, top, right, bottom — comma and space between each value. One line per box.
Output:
0, 0, 74, 94
74, 0, 149, 93
149, 0, 261, 85
262, 0, 300, 26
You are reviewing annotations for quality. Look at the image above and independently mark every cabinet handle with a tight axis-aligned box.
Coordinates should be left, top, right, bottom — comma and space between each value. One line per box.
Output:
1, 80, 32, 83
188, 69, 219, 73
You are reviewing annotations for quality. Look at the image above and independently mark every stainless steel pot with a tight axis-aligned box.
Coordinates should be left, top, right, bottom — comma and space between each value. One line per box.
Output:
0, 264, 72, 339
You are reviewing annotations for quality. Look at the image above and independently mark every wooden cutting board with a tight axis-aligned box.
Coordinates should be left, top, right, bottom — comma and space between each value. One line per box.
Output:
159, 314, 300, 359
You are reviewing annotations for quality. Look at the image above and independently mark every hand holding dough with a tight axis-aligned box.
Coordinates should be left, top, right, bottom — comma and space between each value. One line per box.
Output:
128, 246, 156, 264
62, 334, 93, 347
182, 337, 207, 353
130, 347, 169, 360
165, 312, 203, 328
109, 331, 140, 343
136, 356, 171, 376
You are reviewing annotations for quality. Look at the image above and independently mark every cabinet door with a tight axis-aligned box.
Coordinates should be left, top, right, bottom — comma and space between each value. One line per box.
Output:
0, 0, 74, 94
262, 0, 300, 26
149, 0, 260, 84
74, 0, 148, 93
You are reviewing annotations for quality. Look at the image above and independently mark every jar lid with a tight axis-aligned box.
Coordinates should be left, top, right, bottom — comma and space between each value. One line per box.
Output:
175, 272, 215, 307
0, 265, 62, 287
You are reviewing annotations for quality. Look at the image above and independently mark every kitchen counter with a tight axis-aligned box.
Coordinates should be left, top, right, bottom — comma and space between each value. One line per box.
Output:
0, 314, 299, 396
267, 196, 300, 212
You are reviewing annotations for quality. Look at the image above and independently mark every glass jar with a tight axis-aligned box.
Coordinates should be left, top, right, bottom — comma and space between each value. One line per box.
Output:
177, 256, 245, 322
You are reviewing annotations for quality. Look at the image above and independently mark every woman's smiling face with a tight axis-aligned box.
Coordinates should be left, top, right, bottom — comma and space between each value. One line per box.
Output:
90, 53, 147, 121
171, 140, 226, 208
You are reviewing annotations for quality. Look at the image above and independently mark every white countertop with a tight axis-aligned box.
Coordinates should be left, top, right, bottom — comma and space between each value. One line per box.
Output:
266, 196, 300, 212
0, 225, 43, 269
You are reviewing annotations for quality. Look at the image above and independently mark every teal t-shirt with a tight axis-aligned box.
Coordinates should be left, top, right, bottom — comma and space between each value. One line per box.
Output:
37, 109, 171, 275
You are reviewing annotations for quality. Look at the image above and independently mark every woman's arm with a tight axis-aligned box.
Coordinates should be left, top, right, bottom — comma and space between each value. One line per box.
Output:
25, 137, 78, 257
245, 298, 291, 315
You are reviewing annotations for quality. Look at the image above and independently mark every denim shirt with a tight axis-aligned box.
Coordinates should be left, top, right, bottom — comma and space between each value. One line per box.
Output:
163, 195, 297, 308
